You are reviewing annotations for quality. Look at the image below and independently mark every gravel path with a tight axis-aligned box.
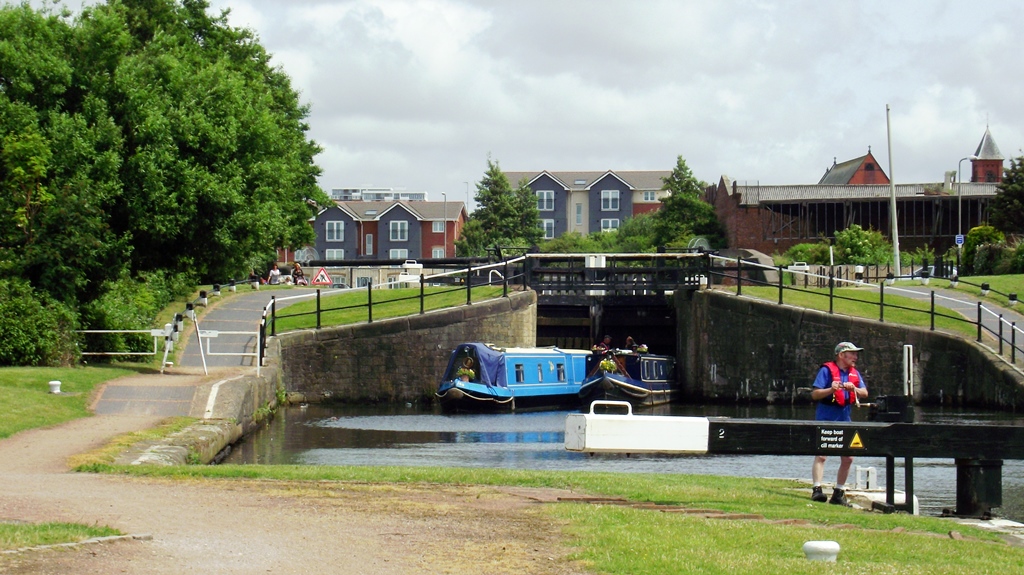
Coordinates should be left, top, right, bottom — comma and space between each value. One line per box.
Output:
0, 381, 588, 574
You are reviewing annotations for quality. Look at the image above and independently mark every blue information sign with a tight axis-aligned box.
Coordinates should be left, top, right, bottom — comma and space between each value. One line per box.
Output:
955, 234, 965, 246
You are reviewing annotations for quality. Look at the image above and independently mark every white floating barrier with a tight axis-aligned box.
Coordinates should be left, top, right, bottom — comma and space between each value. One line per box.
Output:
565, 401, 710, 454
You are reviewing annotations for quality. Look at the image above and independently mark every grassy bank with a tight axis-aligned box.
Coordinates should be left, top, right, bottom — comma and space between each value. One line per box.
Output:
0, 522, 121, 551
76, 463, 1024, 573
0, 366, 141, 439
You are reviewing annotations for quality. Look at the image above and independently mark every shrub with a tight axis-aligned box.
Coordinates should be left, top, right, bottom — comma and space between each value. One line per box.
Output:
964, 226, 1004, 275
0, 279, 79, 366
783, 242, 832, 265
79, 271, 194, 361
833, 224, 892, 264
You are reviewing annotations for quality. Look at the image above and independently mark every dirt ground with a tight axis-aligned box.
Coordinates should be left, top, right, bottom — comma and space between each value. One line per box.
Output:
0, 413, 590, 574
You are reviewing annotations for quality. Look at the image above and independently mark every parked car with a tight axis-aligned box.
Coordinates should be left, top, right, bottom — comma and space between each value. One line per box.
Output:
330, 281, 350, 289
787, 262, 810, 272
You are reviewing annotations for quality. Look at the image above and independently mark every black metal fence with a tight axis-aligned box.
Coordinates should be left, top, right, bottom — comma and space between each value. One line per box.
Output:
710, 255, 1022, 367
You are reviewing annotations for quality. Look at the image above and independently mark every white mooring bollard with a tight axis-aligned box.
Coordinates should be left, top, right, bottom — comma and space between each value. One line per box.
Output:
48, 380, 62, 394
802, 540, 840, 562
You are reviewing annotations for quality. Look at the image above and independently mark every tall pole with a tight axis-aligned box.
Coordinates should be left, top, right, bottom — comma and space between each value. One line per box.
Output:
886, 104, 901, 277
442, 192, 447, 258
957, 156, 976, 250
464, 181, 471, 213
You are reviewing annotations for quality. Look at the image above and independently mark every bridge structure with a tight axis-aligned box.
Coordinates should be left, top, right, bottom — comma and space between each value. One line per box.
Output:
519, 252, 708, 351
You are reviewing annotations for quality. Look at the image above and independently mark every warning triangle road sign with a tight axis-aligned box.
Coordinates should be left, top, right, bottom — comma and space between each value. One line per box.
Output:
311, 267, 332, 285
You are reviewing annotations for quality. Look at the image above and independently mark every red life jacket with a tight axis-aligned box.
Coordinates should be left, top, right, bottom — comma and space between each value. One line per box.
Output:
823, 361, 860, 406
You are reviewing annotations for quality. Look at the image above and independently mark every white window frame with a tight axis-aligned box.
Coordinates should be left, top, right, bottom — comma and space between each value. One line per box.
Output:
643, 191, 656, 202
536, 190, 554, 211
540, 219, 555, 239
389, 248, 408, 259
365, 233, 373, 256
325, 249, 345, 260
432, 221, 444, 233
601, 190, 620, 211
575, 203, 583, 225
390, 220, 408, 242
325, 221, 345, 242
600, 218, 620, 232
431, 247, 444, 258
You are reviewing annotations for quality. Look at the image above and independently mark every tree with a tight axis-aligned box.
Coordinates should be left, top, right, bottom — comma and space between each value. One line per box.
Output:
651, 156, 725, 248
0, 0, 329, 306
990, 156, 1024, 234
456, 157, 542, 256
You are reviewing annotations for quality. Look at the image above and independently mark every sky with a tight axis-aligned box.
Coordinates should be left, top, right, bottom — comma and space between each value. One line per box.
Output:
53, 1, 1024, 208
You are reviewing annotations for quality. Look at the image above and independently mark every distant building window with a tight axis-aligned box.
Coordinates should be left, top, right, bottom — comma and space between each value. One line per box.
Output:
575, 203, 583, 225
390, 220, 408, 241
432, 221, 444, 233
574, 179, 587, 185
356, 276, 372, 287
326, 221, 345, 241
601, 219, 619, 232
365, 233, 373, 256
325, 249, 345, 260
432, 247, 444, 258
389, 249, 408, 260
986, 171, 997, 182
601, 190, 620, 211
541, 219, 555, 239
537, 190, 554, 211
643, 191, 656, 202
865, 163, 875, 171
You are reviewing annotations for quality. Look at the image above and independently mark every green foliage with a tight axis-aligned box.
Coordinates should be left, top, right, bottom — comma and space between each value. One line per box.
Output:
832, 224, 892, 264
991, 156, 1024, 234
456, 157, 542, 256
651, 156, 725, 248
781, 242, 832, 265
78, 270, 194, 361
0, 0, 329, 314
0, 279, 78, 366
963, 225, 1005, 275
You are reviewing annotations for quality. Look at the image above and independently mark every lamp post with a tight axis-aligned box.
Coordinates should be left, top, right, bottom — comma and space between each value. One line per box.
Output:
957, 155, 977, 245
442, 192, 447, 258
464, 181, 470, 213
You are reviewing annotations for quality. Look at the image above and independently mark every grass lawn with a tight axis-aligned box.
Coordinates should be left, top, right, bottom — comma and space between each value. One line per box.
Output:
271, 284, 508, 332
735, 282, 1000, 340
70, 463, 1024, 574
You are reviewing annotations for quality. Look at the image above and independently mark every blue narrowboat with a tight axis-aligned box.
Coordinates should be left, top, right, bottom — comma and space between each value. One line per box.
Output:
435, 343, 592, 412
579, 349, 679, 407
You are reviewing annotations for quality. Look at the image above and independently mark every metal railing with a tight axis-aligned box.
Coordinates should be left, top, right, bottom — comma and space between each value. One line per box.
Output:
261, 258, 528, 354
709, 254, 1023, 369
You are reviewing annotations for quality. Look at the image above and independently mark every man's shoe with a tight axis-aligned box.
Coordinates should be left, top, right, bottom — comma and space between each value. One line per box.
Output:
829, 488, 851, 507
811, 486, 827, 502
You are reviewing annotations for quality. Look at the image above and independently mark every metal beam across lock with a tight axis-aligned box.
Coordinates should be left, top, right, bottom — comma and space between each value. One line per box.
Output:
566, 401, 1024, 517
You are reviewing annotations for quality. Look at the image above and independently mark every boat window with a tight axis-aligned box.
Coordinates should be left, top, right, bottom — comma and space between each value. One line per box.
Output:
537, 364, 544, 382
515, 364, 525, 383
557, 363, 566, 382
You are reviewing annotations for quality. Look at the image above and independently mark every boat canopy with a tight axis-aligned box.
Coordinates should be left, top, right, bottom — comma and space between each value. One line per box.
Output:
446, 343, 508, 389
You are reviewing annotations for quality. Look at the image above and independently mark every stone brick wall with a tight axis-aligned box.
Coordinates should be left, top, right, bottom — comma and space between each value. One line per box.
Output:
276, 291, 537, 404
676, 289, 1024, 409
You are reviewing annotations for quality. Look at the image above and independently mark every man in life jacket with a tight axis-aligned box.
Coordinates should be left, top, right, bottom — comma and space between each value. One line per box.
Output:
809, 341, 868, 506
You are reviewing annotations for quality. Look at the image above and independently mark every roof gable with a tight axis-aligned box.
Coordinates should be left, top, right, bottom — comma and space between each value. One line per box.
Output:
818, 151, 888, 185
974, 127, 1004, 160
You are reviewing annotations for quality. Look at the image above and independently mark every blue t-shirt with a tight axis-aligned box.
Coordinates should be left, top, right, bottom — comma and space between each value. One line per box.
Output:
813, 364, 866, 422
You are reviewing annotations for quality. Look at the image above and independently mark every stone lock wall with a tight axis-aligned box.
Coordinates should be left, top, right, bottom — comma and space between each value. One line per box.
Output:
676, 289, 1024, 409
277, 291, 537, 404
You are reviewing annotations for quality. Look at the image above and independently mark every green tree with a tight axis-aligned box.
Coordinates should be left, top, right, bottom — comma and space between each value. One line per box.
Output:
990, 156, 1024, 234
651, 155, 725, 248
456, 157, 542, 256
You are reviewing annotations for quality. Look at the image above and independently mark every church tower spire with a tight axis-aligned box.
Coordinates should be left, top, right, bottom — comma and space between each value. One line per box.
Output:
971, 126, 1004, 183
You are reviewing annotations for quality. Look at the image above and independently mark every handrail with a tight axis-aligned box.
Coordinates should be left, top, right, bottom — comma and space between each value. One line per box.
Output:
708, 254, 1023, 371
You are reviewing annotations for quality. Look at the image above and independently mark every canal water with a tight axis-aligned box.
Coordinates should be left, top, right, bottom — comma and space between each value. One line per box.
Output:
223, 402, 1024, 521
